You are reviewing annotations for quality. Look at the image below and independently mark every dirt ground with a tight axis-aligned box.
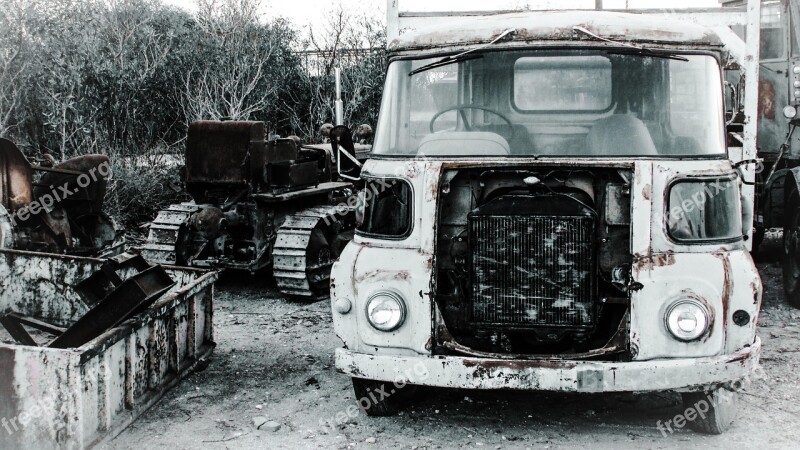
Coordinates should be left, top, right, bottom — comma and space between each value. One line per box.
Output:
106, 232, 800, 450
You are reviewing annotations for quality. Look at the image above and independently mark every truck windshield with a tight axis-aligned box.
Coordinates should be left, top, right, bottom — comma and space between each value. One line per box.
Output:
372, 50, 726, 158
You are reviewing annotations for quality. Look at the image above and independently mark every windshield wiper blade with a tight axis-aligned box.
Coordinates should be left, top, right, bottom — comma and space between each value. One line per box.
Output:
409, 28, 516, 76
408, 54, 484, 76
573, 26, 689, 62
607, 48, 690, 62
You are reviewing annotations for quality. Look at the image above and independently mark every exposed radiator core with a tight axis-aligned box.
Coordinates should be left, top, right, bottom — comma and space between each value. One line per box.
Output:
469, 210, 595, 328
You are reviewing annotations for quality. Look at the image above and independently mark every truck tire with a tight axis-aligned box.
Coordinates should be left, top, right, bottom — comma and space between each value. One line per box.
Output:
751, 226, 765, 254
351, 378, 418, 416
783, 190, 800, 307
681, 388, 738, 435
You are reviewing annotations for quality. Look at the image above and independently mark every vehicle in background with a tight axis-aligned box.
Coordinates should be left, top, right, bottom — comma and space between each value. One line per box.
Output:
0, 138, 122, 256
141, 120, 368, 300
722, 0, 800, 308
330, 1, 763, 434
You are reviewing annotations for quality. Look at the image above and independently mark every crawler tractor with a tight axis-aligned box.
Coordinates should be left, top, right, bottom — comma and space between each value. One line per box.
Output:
141, 120, 363, 300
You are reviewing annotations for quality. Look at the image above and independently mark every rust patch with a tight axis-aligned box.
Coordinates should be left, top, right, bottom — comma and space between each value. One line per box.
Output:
758, 79, 776, 120
634, 252, 675, 271
394, 271, 410, 281
0, 138, 34, 213
641, 184, 651, 201
720, 254, 732, 332
651, 252, 675, 267
405, 162, 420, 178
750, 280, 760, 306
461, 357, 578, 371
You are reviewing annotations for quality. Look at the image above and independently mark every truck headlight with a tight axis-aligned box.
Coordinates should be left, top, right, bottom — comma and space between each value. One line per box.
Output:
665, 300, 709, 342
366, 291, 406, 331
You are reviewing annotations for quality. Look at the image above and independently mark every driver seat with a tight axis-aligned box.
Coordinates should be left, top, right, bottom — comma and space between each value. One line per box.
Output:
585, 115, 657, 156
417, 132, 510, 156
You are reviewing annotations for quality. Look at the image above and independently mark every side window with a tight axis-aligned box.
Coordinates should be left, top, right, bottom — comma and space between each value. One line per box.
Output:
357, 178, 413, 238
791, 3, 800, 57
761, 1, 786, 60
513, 56, 612, 112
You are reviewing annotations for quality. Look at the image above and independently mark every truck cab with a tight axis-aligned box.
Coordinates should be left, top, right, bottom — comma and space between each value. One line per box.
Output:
331, 9, 762, 434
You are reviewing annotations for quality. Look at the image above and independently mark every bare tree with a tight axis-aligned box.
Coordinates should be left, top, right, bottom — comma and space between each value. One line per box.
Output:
0, 0, 32, 138
282, 5, 386, 140
182, 0, 281, 122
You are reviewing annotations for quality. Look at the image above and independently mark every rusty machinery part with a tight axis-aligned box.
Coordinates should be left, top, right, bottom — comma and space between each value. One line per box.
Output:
274, 205, 355, 300
0, 138, 34, 214
0, 205, 14, 248
141, 203, 201, 265
0, 254, 175, 349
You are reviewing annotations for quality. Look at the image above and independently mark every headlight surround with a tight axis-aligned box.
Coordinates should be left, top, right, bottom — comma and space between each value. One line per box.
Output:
365, 291, 406, 332
665, 300, 710, 342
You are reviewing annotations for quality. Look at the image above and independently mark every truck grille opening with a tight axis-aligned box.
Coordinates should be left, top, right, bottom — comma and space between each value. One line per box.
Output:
469, 214, 595, 328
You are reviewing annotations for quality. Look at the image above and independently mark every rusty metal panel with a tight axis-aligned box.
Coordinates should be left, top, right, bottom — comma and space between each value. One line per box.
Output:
185, 120, 265, 186
335, 338, 761, 391
0, 137, 33, 214
336, 339, 761, 392
388, 10, 729, 51
0, 249, 217, 449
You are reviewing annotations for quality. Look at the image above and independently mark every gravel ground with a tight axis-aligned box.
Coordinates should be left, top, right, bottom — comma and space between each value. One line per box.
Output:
106, 232, 800, 449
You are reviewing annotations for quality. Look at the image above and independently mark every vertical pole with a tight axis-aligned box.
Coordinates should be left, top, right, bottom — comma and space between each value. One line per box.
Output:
387, 0, 400, 42
335, 68, 344, 126
742, 0, 761, 247
743, 0, 761, 163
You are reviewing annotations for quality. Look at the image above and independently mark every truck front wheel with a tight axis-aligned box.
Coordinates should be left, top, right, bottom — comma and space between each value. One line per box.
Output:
351, 378, 418, 416
681, 388, 738, 435
783, 190, 800, 308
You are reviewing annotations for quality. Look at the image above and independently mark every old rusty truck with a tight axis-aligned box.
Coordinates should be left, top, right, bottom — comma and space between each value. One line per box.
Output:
141, 120, 366, 300
330, 1, 764, 434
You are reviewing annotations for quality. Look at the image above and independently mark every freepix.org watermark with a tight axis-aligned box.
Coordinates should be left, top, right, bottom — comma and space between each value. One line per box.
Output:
9, 161, 112, 226
1, 397, 58, 436
318, 361, 430, 432
656, 365, 767, 437
0, 368, 101, 437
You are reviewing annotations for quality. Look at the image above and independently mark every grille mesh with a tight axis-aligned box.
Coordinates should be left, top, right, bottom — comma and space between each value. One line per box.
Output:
470, 215, 595, 328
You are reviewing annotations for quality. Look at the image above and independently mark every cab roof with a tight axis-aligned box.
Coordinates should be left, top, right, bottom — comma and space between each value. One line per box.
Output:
389, 11, 725, 53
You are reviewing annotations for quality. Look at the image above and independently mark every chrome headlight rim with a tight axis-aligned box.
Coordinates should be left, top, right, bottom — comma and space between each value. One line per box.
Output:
664, 299, 710, 342
365, 290, 406, 332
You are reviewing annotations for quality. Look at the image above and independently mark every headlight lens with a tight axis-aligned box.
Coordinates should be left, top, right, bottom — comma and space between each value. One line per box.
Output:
667, 176, 742, 243
366, 291, 406, 331
665, 300, 710, 342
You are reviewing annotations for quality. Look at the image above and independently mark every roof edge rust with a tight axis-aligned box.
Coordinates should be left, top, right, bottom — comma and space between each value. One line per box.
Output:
388, 11, 726, 53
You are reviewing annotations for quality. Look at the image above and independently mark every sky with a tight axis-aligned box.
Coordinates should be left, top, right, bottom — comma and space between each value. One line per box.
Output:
162, 0, 724, 27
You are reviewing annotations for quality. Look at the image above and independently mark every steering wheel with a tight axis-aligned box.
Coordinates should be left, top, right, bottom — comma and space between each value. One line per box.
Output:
429, 105, 515, 140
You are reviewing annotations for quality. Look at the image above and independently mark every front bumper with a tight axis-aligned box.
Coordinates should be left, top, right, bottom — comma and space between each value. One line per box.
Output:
335, 337, 761, 392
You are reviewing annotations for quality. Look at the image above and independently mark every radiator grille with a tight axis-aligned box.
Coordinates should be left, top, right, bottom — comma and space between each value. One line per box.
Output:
470, 215, 595, 328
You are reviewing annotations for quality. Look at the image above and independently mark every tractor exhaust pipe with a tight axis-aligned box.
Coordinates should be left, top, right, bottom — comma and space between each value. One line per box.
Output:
335, 68, 344, 126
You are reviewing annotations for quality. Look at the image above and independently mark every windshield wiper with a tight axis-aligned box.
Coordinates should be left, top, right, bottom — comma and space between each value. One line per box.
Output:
573, 26, 689, 62
409, 28, 517, 76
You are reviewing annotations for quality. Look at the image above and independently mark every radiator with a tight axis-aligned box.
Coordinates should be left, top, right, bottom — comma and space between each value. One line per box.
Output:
469, 215, 595, 328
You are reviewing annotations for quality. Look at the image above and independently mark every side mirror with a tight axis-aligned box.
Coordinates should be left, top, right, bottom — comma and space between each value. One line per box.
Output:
330, 125, 362, 181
